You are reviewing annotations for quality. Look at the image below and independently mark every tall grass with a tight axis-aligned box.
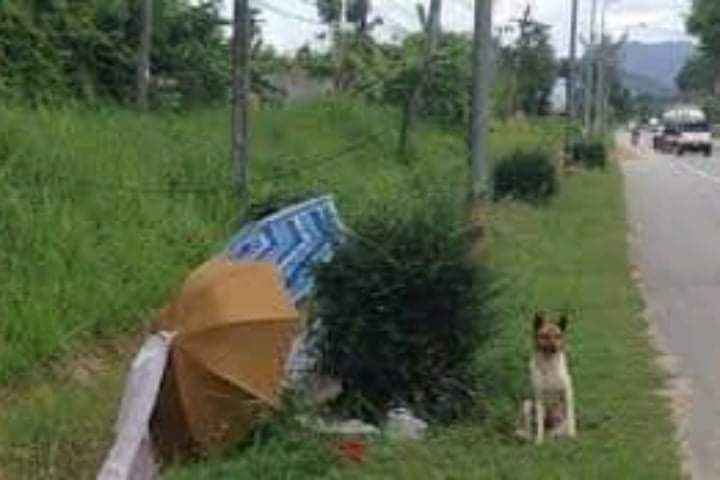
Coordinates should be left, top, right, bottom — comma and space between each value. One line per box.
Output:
0, 101, 568, 479
165, 169, 681, 480
0, 99, 557, 384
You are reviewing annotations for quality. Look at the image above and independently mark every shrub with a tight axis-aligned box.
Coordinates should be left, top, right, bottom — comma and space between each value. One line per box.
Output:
570, 139, 608, 169
492, 150, 557, 203
313, 187, 496, 422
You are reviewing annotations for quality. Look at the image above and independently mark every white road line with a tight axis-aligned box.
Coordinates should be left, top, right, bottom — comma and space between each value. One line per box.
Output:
673, 159, 720, 186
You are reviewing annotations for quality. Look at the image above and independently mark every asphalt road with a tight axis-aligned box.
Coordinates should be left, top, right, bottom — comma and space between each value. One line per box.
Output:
623, 134, 720, 479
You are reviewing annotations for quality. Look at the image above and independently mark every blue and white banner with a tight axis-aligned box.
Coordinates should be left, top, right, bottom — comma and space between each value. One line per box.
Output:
225, 195, 346, 303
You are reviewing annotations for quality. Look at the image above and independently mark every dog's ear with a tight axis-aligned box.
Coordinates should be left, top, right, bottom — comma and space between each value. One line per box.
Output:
558, 314, 568, 332
533, 312, 545, 331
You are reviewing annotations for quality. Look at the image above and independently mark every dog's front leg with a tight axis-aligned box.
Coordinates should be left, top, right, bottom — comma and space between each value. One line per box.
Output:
565, 387, 577, 438
534, 399, 545, 445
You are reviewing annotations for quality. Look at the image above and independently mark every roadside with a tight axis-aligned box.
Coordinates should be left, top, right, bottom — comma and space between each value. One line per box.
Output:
165, 160, 682, 478
0, 102, 553, 479
0, 110, 681, 478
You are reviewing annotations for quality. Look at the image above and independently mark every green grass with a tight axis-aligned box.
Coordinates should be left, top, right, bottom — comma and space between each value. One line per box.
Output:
0, 100, 559, 479
0, 101, 677, 478
0, 100, 558, 384
162, 169, 681, 479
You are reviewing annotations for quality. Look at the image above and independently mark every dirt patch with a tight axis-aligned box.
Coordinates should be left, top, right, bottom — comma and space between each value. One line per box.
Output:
0, 333, 141, 406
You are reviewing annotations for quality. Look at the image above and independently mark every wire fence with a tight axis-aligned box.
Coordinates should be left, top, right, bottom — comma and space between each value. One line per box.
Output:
1, 132, 382, 196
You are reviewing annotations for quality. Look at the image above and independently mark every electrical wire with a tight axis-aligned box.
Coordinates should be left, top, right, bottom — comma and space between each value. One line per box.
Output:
3, 135, 383, 196
251, 0, 324, 25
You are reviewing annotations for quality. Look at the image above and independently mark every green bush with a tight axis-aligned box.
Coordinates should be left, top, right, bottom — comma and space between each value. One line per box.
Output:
492, 150, 557, 203
313, 187, 496, 422
570, 139, 608, 169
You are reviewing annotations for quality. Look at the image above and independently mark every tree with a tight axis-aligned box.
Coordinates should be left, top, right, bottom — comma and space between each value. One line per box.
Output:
316, 0, 341, 24
316, 0, 373, 31
687, 0, 720, 94
0, 0, 231, 105
0, 0, 286, 107
501, 7, 556, 116
676, 52, 720, 122
347, 0, 372, 35
677, 53, 717, 94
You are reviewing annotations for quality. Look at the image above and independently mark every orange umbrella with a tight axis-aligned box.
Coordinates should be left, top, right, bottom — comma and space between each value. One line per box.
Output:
150, 260, 299, 461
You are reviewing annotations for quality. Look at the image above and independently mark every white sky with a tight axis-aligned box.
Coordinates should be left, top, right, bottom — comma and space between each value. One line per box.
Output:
222, 0, 694, 55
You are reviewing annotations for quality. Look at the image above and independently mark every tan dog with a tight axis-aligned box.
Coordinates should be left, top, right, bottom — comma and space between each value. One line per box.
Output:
518, 312, 577, 444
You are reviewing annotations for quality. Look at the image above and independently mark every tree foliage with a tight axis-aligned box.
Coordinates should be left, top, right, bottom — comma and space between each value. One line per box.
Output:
507, 8, 556, 115
687, 0, 720, 97
677, 53, 717, 94
688, 0, 720, 57
0, 0, 231, 105
0, 0, 287, 107
316, 0, 372, 31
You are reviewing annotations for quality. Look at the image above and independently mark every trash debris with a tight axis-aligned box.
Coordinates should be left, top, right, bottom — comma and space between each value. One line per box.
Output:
225, 195, 346, 303
334, 440, 368, 464
385, 408, 429, 440
98, 333, 173, 480
296, 415, 380, 436
100, 196, 348, 476
225, 196, 346, 389
150, 261, 299, 460
306, 375, 344, 406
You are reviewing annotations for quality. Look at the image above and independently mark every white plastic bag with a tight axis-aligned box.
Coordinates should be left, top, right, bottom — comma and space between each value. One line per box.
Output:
385, 408, 428, 441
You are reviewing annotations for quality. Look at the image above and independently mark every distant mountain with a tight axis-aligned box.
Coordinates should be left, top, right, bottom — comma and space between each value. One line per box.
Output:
618, 69, 676, 99
618, 41, 693, 96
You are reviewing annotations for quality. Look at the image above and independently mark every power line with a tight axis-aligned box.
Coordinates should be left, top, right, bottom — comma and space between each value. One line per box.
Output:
252, 0, 324, 25
256, 0, 412, 35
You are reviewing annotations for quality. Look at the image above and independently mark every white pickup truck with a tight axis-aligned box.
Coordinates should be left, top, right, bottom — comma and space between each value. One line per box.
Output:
660, 107, 713, 157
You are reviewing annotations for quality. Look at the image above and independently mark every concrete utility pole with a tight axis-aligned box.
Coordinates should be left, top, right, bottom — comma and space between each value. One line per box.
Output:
136, 0, 153, 110
428, 0, 442, 45
470, 0, 492, 198
584, 0, 598, 136
597, 0, 616, 134
334, 0, 347, 90
231, 0, 250, 197
595, 5, 606, 134
397, 0, 442, 159
567, 0, 579, 120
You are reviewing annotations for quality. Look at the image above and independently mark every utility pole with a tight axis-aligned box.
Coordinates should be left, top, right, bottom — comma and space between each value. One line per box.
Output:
596, 38, 606, 134
595, 5, 606, 134
567, 0, 579, 120
231, 0, 250, 198
584, 0, 598, 136
428, 0, 442, 44
334, 0, 347, 90
397, 0, 442, 159
470, 0, 492, 198
136, 0, 153, 110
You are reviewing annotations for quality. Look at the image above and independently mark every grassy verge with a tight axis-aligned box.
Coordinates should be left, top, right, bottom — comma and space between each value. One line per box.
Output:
0, 100, 557, 479
0, 100, 558, 383
159, 167, 681, 479
0, 102, 678, 478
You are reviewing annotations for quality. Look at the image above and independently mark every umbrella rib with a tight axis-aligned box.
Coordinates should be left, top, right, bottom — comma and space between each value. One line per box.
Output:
177, 317, 297, 336
175, 342, 283, 407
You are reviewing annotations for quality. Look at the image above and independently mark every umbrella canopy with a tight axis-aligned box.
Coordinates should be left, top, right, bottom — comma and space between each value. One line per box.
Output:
150, 260, 299, 460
